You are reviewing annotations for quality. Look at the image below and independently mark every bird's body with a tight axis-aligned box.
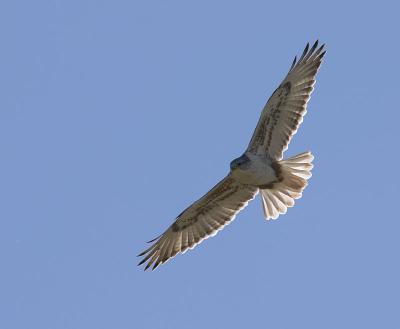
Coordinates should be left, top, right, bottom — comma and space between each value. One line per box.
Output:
230, 153, 278, 187
138, 41, 326, 270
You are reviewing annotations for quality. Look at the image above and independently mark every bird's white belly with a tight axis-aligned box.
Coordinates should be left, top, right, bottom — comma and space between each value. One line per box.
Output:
231, 156, 277, 186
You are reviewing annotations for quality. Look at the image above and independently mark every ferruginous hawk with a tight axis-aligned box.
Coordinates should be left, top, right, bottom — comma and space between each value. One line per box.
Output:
138, 41, 326, 270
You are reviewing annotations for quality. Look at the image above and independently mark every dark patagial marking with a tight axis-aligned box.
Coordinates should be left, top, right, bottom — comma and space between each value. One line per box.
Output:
271, 81, 292, 99
172, 216, 199, 232
280, 81, 292, 96
171, 222, 181, 232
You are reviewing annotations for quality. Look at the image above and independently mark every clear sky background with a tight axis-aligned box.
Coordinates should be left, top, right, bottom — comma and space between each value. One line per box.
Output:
1, 1, 400, 328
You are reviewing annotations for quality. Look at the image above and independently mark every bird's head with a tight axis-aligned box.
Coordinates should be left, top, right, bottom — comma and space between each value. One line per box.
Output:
230, 154, 251, 171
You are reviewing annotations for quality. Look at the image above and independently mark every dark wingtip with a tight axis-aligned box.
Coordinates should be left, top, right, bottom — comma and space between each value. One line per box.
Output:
299, 43, 310, 62
152, 260, 161, 271
137, 250, 147, 257
137, 258, 147, 266
310, 40, 319, 53
290, 56, 297, 70
147, 235, 161, 243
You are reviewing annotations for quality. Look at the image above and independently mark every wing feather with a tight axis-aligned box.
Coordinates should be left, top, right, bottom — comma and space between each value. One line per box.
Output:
138, 175, 258, 270
247, 41, 326, 159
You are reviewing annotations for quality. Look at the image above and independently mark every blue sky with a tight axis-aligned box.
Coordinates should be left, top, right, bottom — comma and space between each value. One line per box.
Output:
1, 1, 399, 328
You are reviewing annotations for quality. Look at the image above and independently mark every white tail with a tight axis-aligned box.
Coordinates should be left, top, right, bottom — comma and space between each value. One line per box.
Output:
260, 151, 314, 220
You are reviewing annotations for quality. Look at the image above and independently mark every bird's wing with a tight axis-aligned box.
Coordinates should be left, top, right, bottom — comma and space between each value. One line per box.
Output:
138, 175, 258, 270
246, 41, 326, 160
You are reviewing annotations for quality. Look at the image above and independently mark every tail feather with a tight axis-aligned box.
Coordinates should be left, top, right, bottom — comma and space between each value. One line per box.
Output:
261, 151, 313, 220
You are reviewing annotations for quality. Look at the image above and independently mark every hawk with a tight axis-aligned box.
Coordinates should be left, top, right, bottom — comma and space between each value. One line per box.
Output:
138, 41, 326, 270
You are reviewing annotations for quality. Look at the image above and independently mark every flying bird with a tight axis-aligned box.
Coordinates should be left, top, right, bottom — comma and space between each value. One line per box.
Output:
138, 41, 326, 270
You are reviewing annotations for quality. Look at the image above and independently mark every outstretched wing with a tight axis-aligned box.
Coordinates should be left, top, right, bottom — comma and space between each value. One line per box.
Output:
247, 41, 326, 160
138, 175, 258, 271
